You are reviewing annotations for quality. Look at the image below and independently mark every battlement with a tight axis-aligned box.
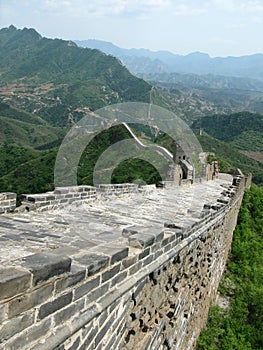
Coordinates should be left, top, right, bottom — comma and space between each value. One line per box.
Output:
0, 175, 248, 350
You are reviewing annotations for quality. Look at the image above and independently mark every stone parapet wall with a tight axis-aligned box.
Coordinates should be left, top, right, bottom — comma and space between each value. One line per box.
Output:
0, 177, 245, 350
19, 186, 97, 212
0, 192, 17, 214
1, 184, 155, 213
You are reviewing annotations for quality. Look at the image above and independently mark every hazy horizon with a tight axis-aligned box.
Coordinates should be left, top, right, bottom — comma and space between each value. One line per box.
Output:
0, 0, 262, 57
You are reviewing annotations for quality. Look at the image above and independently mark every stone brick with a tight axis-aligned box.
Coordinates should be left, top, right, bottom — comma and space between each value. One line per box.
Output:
122, 225, 142, 238
86, 282, 109, 305
0, 266, 31, 300
95, 246, 129, 264
0, 192, 16, 200
98, 309, 109, 327
55, 264, 86, 293
129, 261, 142, 275
133, 279, 147, 302
121, 255, 138, 269
81, 321, 94, 341
154, 250, 163, 260
152, 230, 164, 242
75, 253, 109, 276
0, 304, 7, 323
111, 271, 128, 287
142, 254, 154, 267
161, 236, 171, 247
151, 242, 161, 253
54, 187, 70, 194
3, 318, 52, 350
29, 324, 71, 350
94, 315, 115, 347
104, 334, 116, 350
81, 325, 98, 349
53, 299, 85, 326
102, 264, 121, 283
38, 291, 73, 320
0, 309, 34, 341
139, 247, 150, 260
8, 284, 54, 318
74, 276, 100, 300
68, 336, 81, 350
20, 253, 71, 285
128, 233, 155, 248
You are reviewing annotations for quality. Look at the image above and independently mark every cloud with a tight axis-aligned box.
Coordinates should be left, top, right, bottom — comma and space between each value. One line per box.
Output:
212, 0, 263, 13
42, 0, 171, 17
226, 23, 245, 29
173, 3, 208, 16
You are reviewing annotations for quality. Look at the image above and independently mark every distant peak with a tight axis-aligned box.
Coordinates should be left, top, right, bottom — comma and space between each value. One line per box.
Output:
22, 27, 42, 39
9, 24, 17, 31
186, 51, 210, 58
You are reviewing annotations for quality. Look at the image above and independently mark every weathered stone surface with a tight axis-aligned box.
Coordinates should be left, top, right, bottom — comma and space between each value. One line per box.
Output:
95, 246, 129, 264
8, 284, 54, 318
0, 310, 34, 341
102, 264, 121, 283
53, 299, 85, 326
3, 318, 52, 350
122, 225, 141, 237
0, 176, 244, 350
74, 253, 109, 276
38, 291, 73, 320
0, 266, 31, 300
74, 276, 100, 300
128, 233, 155, 248
19, 253, 71, 285
55, 264, 86, 293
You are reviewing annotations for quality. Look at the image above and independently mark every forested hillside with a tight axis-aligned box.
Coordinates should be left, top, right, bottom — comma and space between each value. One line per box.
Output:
0, 25, 262, 197
192, 112, 263, 150
197, 184, 263, 350
0, 25, 151, 126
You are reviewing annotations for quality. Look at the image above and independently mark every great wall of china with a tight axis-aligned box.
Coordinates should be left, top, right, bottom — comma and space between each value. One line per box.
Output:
0, 169, 252, 350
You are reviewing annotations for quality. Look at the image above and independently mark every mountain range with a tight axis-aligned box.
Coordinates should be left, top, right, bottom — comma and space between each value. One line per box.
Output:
0, 25, 262, 196
0, 25, 151, 126
75, 39, 263, 80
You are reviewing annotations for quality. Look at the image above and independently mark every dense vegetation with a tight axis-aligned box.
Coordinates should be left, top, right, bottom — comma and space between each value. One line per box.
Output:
0, 25, 151, 126
0, 102, 65, 148
0, 124, 162, 197
197, 133, 263, 186
192, 112, 263, 151
197, 183, 263, 350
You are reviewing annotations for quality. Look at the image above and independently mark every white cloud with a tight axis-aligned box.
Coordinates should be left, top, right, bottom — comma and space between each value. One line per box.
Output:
212, 0, 237, 11
173, 3, 207, 16
42, 0, 171, 17
226, 23, 245, 29
212, 0, 263, 13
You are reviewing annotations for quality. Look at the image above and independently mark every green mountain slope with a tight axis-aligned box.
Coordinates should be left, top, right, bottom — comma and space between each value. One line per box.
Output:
0, 25, 151, 126
0, 125, 162, 196
197, 133, 263, 185
197, 183, 263, 350
192, 112, 263, 151
0, 101, 66, 148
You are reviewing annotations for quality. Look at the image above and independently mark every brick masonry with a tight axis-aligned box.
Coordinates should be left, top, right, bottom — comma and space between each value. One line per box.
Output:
15, 184, 154, 212
0, 192, 16, 214
0, 176, 247, 350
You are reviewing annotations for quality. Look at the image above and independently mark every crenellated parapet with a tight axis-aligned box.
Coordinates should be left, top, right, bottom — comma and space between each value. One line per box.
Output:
0, 175, 248, 349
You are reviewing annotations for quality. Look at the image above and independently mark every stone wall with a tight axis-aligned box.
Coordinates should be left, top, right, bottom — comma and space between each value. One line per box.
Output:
0, 176, 246, 350
0, 192, 16, 214
15, 184, 154, 213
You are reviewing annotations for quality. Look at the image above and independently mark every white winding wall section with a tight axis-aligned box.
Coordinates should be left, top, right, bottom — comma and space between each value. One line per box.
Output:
122, 122, 174, 162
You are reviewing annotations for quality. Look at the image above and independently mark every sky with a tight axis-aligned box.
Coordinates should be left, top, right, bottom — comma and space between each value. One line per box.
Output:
0, 0, 262, 57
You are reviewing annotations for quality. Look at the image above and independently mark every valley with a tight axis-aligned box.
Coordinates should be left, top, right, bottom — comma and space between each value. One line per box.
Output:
0, 25, 262, 196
